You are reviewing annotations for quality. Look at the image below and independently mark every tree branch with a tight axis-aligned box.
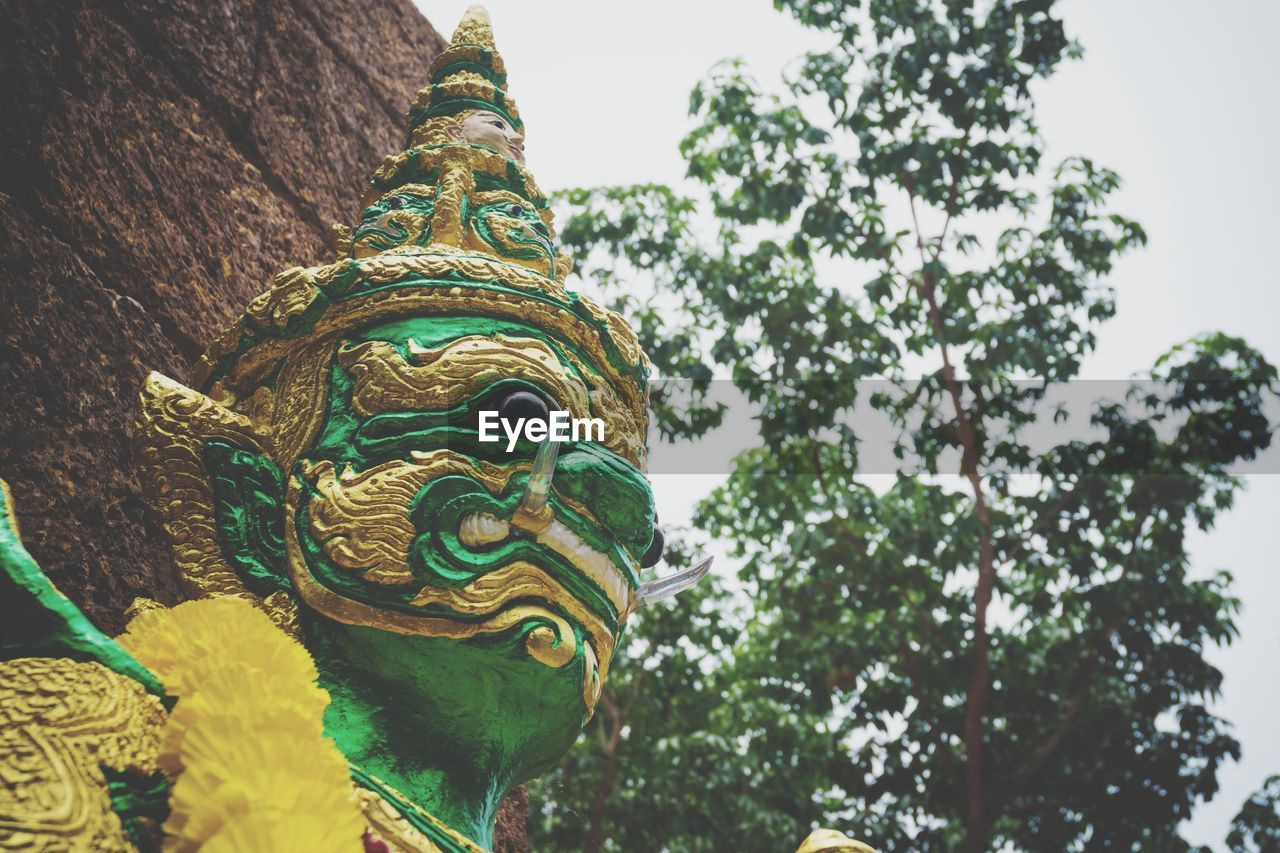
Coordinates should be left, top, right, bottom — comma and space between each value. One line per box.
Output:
903, 172, 931, 272
912, 275, 997, 852
809, 437, 832, 501
933, 124, 974, 262
1010, 619, 1120, 788
898, 112, 997, 850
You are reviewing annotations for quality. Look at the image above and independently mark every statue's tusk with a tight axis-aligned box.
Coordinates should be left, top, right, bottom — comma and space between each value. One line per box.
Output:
522, 436, 559, 514
511, 437, 559, 532
636, 555, 713, 607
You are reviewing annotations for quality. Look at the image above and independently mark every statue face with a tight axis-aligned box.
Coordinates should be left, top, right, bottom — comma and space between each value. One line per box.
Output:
278, 314, 654, 776
351, 183, 557, 277
350, 188, 436, 254
456, 110, 524, 160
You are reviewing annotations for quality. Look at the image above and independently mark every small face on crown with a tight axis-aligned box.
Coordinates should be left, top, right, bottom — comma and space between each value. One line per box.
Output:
350, 186, 436, 254
356, 142, 564, 279
457, 109, 524, 160
351, 180, 556, 277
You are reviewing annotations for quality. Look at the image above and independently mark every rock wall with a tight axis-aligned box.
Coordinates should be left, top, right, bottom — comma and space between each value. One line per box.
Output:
0, 1, 528, 848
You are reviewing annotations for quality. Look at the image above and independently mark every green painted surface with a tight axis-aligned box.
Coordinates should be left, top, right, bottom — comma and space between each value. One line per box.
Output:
312, 617, 590, 849
203, 441, 290, 596
471, 199, 554, 265
105, 767, 170, 851
353, 191, 437, 251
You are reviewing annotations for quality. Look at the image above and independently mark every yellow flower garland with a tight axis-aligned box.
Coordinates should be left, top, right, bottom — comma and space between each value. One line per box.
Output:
118, 596, 364, 852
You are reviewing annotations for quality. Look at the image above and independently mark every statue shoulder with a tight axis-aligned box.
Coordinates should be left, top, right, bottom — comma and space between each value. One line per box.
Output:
0, 656, 167, 850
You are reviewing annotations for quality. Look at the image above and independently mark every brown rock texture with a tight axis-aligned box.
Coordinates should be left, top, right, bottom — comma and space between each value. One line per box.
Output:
0, 0, 529, 847
0, 0, 442, 629
494, 785, 532, 853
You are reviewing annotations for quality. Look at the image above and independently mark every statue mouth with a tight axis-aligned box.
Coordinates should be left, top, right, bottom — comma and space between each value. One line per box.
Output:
457, 511, 636, 619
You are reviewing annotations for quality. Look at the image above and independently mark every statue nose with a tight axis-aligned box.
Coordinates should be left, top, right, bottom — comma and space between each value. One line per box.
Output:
549, 443, 656, 565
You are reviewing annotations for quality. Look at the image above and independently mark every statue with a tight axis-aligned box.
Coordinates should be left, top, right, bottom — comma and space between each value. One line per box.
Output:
0, 7, 867, 851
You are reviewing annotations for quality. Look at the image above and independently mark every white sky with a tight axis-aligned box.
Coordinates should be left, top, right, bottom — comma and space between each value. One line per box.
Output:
417, 2, 1279, 846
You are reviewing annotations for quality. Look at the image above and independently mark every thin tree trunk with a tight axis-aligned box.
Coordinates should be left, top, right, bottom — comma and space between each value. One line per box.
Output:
584, 691, 625, 853
914, 271, 997, 853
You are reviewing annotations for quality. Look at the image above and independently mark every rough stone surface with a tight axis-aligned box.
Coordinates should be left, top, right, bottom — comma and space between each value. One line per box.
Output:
494, 785, 532, 853
0, 1, 528, 847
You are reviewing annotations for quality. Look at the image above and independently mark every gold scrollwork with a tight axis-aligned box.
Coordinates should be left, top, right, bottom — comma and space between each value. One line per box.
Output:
288, 472, 585, 669
135, 372, 271, 605
0, 658, 166, 851
303, 452, 516, 586
354, 776, 487, 853
411, 560, 618, 707
294, 455, 619, 705
341, 333, 592, 418
191, 282, 649, 469
303, 453, 634, 620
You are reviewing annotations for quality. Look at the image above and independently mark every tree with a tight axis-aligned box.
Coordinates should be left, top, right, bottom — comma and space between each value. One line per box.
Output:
1225, 776, 1280, 853
530, 1, 1278, 850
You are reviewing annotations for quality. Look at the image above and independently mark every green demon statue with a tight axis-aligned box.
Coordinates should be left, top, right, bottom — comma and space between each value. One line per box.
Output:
0, 7, 714, 851
0, 8, 876, 852
134, 2, 661, 841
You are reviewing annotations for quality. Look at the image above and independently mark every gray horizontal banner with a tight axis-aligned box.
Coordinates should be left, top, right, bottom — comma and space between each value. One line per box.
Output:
641, 379, 1280, 476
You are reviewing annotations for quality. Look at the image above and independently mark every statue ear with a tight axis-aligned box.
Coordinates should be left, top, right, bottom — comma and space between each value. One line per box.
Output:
201, 440, 288, 595
135, 372, 290, 603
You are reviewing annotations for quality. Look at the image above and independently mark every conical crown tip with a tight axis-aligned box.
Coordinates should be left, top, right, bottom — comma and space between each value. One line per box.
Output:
452, 5, 495, 48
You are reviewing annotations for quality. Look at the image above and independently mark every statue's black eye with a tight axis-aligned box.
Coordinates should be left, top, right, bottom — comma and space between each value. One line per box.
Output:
640, 523, 665, 568
489, 120, 507, 130
386, 196, 404, 210
498, 390, 549, 425
508, 203, 525, 218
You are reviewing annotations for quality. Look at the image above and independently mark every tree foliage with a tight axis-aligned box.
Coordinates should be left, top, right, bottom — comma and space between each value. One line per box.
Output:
1225, 776, 1280, 853
529, 1, 1278, 850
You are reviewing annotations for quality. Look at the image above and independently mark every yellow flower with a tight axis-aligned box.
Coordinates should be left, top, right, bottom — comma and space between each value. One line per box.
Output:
118, 596, 363, 851
201, 813, 355, 853
158, 659, 329, 776
118, 597, 317, 699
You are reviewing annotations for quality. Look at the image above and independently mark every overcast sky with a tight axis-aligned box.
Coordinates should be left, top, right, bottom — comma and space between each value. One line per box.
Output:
417, 2, 1279, 845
